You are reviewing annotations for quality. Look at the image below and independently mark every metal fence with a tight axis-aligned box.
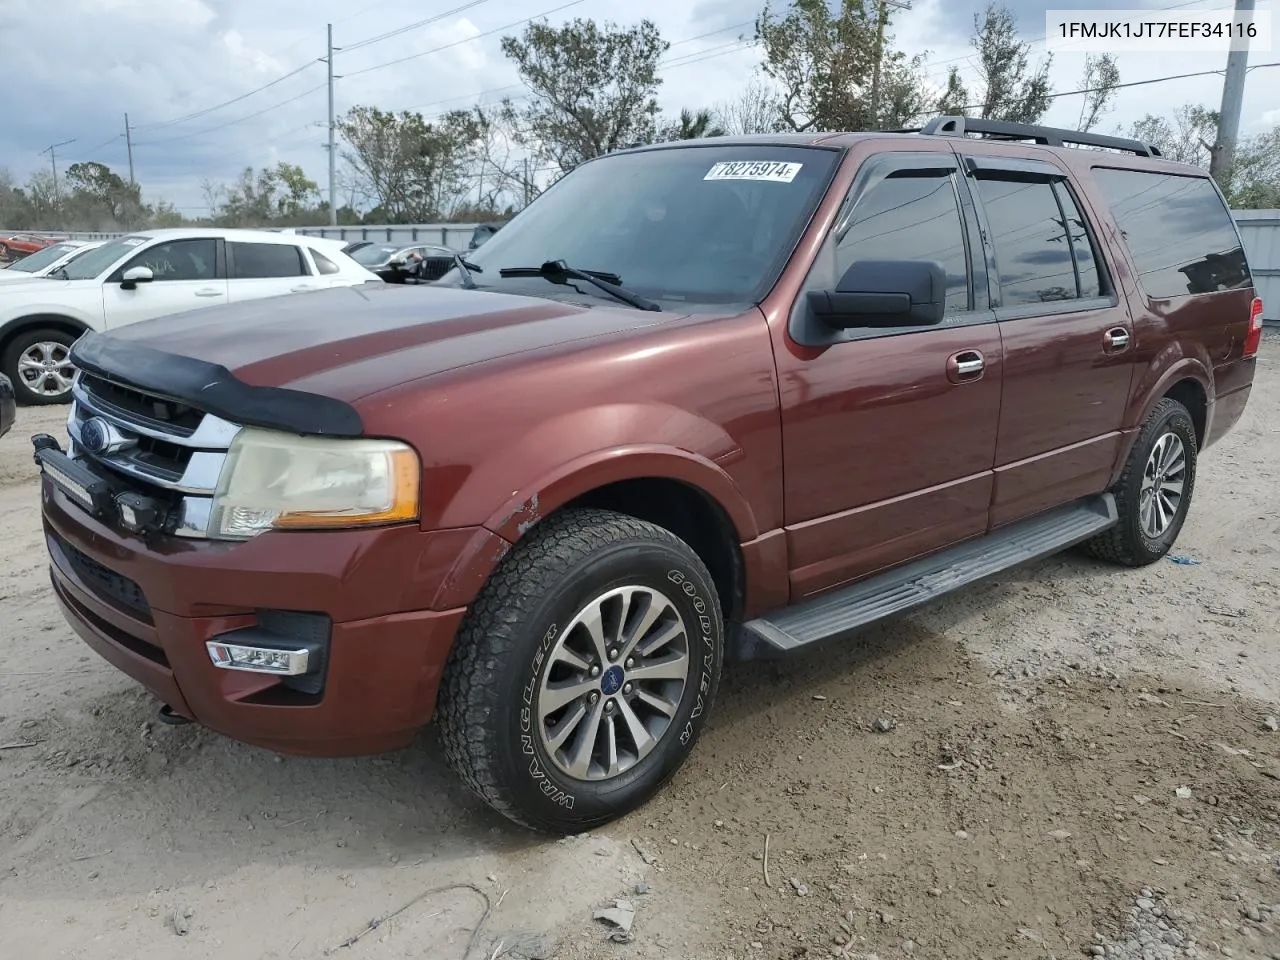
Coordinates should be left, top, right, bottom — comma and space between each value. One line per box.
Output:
1234, 210, 1280, 322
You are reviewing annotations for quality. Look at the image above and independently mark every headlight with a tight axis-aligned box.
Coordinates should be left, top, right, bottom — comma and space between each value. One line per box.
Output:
210, 428, 420, 540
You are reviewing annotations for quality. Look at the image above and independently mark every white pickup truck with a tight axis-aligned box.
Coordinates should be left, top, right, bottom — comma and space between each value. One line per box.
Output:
0, 228, 379, 404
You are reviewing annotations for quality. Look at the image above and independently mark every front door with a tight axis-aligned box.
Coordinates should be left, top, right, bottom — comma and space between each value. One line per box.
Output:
957, 152, 1135, 527
102, 237, 227, 328
774, 149, 1003, 600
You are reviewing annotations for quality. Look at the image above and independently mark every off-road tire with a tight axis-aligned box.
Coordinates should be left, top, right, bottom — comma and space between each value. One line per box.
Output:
2, 327, 78, 406
1083, 397, 1198, 567
436, 508, 724, 833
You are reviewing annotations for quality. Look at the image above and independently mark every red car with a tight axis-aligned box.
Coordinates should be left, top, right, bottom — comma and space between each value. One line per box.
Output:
0, 234, 58, 261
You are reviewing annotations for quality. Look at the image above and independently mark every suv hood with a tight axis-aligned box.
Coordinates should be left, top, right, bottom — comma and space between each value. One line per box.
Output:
88, 283, 675, 404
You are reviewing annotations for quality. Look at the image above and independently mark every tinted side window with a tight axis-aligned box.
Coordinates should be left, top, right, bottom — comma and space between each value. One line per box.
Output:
125, 239, 217, 282
837, 172, 970, 314
1052, 181, 1103, 299
1093, 168, 1250, 298
230, 242, 307, 279
975, 178, 1079, 305
311, 249, 340, 275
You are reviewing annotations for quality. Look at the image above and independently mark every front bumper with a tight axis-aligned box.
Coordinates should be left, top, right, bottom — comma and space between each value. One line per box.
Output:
40, 477, 501, 757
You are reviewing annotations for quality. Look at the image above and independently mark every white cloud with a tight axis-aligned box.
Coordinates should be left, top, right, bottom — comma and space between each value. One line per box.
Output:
1, 0, 1276, 215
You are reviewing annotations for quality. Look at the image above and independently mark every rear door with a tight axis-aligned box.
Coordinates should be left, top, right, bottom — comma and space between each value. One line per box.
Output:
776, 148, 1003, 599
959, 154, 1136, 527
226, 240, 319, 302
102, 237, 227, 328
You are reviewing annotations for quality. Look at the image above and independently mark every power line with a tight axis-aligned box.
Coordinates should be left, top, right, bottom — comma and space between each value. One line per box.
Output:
343, 0, 496, 53
133, 83, 329, 146
132, 62, 319, 132
954, 61, 1280, 113
343, 0, 587, 78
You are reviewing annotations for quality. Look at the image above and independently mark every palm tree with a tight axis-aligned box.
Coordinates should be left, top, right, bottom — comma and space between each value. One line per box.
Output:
662, 108, 727, 141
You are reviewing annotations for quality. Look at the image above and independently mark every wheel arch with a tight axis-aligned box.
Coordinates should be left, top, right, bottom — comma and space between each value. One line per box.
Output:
479, 448, 757, 624
1112, 357, 1212, 486
0, 313, 93, 358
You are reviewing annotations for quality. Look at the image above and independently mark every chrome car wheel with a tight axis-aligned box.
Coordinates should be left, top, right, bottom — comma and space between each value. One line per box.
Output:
17, 341, 75, 399
536, 584, 690, 782
1139, 431, 1186, 538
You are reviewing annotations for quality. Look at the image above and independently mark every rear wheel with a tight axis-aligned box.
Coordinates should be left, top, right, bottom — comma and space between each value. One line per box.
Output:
436, 508, 724, 833
2, 328, 78, 405
1084, 397, 1198, 567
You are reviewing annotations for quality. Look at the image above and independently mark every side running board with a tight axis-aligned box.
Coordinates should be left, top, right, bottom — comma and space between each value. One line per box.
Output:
740, 494, 1117, 656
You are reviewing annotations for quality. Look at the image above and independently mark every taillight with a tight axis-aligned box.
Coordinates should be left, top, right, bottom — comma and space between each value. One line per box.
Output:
1244, 297, 1264, 357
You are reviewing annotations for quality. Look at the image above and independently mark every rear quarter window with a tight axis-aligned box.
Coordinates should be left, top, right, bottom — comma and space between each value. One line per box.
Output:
1092, 168, 1250, 298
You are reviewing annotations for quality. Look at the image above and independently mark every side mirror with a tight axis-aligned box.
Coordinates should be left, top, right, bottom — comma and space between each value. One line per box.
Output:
806, 259, 946, 329
120, 265, 154, 290
388, 257, 406, 268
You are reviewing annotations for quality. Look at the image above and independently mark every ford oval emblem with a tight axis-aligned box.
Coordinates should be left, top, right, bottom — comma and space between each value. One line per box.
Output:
80, 417, 113, 456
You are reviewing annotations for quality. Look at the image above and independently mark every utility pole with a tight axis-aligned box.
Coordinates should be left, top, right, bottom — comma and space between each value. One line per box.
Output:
124, 113, 136, 186
1210, 0, 1255, 180
868, 0, 911, 130
322, 23, 340, 226
41, 138, 76, 199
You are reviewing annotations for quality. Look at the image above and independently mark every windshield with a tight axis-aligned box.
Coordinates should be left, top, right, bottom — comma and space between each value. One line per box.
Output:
351, 244, 400, 266
7, 242, 78, 272
437, 145, 839, 306
59, 236, 149, 280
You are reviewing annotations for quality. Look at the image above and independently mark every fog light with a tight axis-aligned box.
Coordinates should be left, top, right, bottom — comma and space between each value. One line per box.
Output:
206, 641, 310, 676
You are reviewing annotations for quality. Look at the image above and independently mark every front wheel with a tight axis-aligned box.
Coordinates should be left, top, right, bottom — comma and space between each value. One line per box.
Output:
1083, 397, 1198, 567
436, 508, 724, 833
2, 328, 78, 405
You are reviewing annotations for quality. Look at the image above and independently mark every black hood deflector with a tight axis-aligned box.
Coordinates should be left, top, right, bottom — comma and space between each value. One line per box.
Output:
70, 332, 365, 437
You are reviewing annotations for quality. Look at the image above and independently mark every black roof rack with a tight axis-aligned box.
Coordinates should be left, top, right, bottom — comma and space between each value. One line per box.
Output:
918, 115, 1162, 158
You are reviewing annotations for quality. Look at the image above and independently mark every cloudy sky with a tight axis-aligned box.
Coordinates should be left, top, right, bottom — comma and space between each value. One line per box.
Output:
1, 0, 1276, 215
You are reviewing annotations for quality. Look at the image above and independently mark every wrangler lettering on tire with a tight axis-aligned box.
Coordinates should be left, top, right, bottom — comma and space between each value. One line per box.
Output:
436, 508, 724, 833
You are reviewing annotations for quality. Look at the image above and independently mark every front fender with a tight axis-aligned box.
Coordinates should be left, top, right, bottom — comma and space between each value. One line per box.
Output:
424, 401, 760, 543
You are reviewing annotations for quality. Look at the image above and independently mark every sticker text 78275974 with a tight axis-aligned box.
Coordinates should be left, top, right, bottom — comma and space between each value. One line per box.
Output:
703, 161, 804, 184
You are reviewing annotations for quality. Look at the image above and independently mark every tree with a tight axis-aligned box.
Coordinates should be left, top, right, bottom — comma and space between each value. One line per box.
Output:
1127, 105, 1217, 166
1129, 106, 1280, 207
755, 0, 931, 133
0, 168, 35, 230
500, 18, 668, 173
1224, 126, 1280, 208
941, 3, 1053, 123
63, 161, 149, 228
338, 106, 483, 221
714, 77, 786, 135
1076, 54, 1120, 132
659, 108, 727, 141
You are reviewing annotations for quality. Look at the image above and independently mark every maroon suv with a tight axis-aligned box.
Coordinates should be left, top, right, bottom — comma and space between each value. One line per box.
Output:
33, 117, 1262, 832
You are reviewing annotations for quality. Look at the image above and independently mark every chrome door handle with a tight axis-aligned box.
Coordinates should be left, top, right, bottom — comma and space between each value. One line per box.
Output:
1104, 327, 1130, 351
290, 285, 317, 293
947, 350, 985, 383
195, 288, 223, 297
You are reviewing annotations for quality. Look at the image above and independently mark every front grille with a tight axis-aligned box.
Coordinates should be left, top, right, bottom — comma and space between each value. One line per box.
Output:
59, 537, 152, 620
421, 257, 453, 282
79, 374, 202, 436
67, 372, 243, 538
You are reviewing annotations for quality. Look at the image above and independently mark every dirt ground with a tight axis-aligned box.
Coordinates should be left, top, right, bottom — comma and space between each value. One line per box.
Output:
2, 340, 1280, 960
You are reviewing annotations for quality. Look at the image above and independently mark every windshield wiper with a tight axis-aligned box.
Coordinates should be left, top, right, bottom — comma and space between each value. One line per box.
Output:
498, 260, 661, 312
452, 253, 482, 290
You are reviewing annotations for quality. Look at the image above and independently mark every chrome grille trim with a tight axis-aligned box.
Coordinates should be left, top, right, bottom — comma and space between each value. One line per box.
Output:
66, 373, 244, 539
72, 377, 242, 449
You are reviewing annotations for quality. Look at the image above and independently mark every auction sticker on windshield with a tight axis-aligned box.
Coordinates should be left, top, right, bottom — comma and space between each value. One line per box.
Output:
704, 161, 803, 183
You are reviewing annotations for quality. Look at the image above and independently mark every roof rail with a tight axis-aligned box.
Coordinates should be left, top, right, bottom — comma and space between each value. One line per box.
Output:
919, 115, 1163, 158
